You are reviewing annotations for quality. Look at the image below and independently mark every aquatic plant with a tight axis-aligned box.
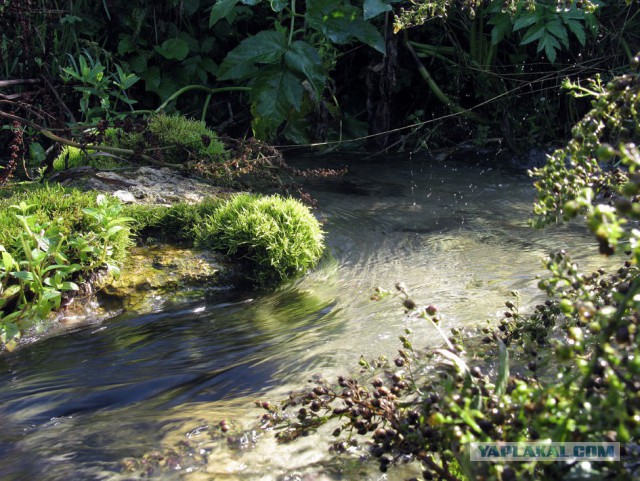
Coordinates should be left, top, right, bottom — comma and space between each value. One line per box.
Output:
195, 193, 325, 285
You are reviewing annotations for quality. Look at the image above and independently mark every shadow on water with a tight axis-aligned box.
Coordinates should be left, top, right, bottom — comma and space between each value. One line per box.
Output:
0, 153, 621, 480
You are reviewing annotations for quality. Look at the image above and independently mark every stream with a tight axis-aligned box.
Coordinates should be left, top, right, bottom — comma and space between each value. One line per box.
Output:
0, 154, 619, 480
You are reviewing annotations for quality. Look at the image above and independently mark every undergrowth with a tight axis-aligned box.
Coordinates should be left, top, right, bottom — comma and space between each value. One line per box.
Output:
0, 184, 133, 350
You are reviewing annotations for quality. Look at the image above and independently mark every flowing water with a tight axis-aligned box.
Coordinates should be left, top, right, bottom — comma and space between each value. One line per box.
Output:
0, 154, 620, 480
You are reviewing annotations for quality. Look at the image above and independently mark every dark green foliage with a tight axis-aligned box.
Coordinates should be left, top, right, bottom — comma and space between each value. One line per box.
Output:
194, 194, 325, 285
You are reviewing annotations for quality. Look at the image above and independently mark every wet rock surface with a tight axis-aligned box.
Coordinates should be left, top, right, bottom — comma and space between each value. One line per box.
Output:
96, 244, 234, 313
68, 166, 231, 204
53, 244, 237, 332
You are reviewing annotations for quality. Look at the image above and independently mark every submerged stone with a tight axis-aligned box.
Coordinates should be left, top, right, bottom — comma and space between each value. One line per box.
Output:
96, 244, 234, 313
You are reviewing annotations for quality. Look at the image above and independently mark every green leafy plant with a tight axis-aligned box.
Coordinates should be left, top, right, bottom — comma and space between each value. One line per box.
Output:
508, 0, 594, 63
215, 0, 385, 139
60, 51, 140, 123
0, 186, 134, 350
194, 193, 325, 285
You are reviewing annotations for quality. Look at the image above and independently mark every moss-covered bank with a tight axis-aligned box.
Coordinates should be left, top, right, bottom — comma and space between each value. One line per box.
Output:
1, 186, 324, 351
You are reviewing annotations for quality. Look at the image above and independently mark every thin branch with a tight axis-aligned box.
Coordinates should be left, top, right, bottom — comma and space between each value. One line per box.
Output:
0, 79, 42, 88
155, 85, 251, 113
41, 75, 77, 125
403, 30, 490, 125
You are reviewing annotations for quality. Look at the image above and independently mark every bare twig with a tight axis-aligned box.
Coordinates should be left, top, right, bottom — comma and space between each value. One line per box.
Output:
0, 79, 42, 88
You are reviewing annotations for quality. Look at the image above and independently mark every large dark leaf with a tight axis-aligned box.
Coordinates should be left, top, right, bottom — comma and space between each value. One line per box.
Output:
284, 40, 327, 94
306, 0, 385, 54
363, 0, 392, 20
251, 67, 304, 123
218, 30, 288, 80
156, 38, 189, 60
209, 0, 240, 27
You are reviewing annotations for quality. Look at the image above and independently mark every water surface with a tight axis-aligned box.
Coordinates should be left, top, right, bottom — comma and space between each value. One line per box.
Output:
0, 154, 617, 480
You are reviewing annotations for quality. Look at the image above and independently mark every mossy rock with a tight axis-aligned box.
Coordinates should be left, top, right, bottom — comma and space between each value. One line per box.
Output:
96, 245, 232, 312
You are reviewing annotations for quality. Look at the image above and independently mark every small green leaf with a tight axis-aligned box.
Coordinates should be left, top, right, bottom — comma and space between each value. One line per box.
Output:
1, 285, 20, 298
141, 66, 162, 89
252, 67, 304, 122
546, 19, 569, 49
41, 289, 61, 302
513, 12, 539, 32
11, 271, 34, 282
106, 225, 124, 237
284, 41, 326, 94
182, 0, 200, 16
489, 12, 513, 46
520, 23, 546, 45
269, 0, 288, 11
539, 34, 560, 63
118, 37, 136, 55
156, 38, 190, 61
61, 281, 79, 291
495, 335, 510, 397
564, 18, 586, 46
306, 1, 385, 54
2, 251, 15, 270
29, 142, 46, 163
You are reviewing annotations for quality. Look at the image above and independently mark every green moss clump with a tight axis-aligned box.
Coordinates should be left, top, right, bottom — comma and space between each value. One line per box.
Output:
113, 113, 229, 164
123, 197, 224, 242
53, 143, 125, 172
147, 114, 228, 160
51, 115, 228, 173
194, 194, 324, 285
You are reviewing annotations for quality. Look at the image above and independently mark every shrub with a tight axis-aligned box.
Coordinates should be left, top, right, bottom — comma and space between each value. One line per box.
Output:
194, 194, 324, 285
